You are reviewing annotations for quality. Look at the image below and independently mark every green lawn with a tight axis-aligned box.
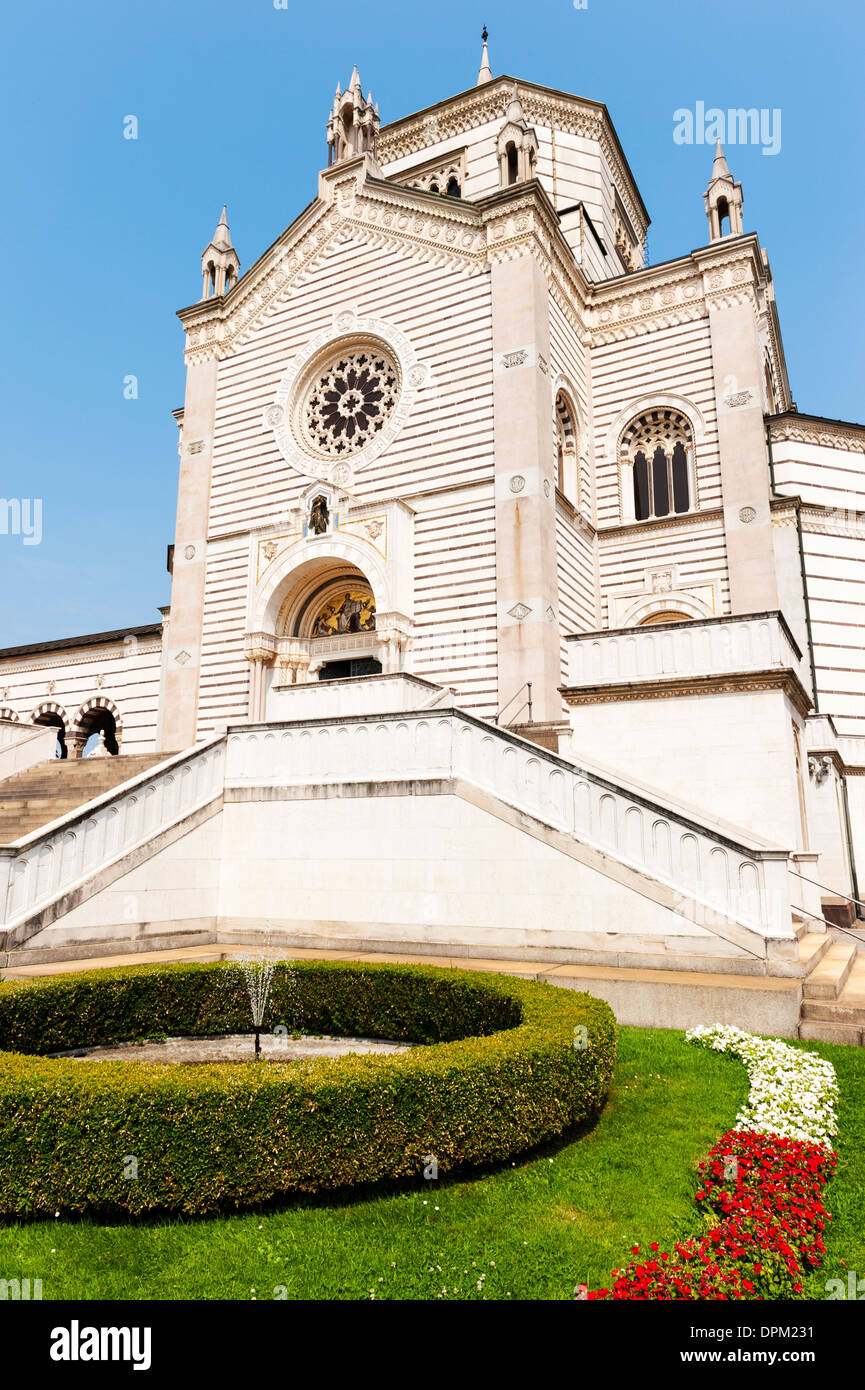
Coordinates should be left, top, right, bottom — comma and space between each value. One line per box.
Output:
800, 1037, 865, 1298
0, 1026, 861, 1300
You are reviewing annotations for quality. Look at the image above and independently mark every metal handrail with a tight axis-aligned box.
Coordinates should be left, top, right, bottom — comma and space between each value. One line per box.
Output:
789, 866, 865, 919
494, 681, 533, 727
789, 899, 865, 945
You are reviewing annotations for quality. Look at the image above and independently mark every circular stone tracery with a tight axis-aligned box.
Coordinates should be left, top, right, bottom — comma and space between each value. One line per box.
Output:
303, 349, 399, 457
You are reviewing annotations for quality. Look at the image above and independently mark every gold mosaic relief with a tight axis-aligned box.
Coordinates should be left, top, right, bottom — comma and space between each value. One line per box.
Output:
313, 590, 376, 637
339, 515, 388, 559
255, 533, 301, 583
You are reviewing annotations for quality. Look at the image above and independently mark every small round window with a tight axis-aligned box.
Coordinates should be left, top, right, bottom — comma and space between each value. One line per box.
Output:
302, 347, 399, 458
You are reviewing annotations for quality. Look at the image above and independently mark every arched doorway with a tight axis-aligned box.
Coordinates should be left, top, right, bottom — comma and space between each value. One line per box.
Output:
31, 703, 69, 759
72, 698, 121, 757
277, 561, 382, 682
246, 525, 413, 721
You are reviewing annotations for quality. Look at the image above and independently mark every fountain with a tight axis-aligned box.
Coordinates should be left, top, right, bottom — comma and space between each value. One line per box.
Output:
235, 929, 279, 1057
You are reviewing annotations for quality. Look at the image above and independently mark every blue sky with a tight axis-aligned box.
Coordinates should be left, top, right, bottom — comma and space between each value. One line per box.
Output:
1, 0, 862, 645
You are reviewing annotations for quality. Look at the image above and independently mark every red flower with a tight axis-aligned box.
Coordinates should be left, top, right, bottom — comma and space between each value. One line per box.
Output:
587, 1129, 837, 1302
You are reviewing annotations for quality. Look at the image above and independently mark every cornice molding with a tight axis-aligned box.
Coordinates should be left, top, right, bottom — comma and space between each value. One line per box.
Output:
799, 504, 865, 539
596, 506, 724, 543
585, 242, 764, 344
0, 641, 162, 679
561, 668, 812, 718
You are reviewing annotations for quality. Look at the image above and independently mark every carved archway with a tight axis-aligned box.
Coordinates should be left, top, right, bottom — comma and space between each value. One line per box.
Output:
31, 701, 69, 759
621, 592, 715, 627
252, 534, 391, 637
71, 696, 122, 757
245, 540, 411, 718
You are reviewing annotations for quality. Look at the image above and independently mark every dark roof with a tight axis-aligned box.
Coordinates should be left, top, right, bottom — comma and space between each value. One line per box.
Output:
767, 409, 865, 435
0, 623, 163, 662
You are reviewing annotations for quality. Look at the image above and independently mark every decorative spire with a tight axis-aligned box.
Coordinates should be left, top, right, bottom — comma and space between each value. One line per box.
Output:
506, 81, 524, 124
213, 205, 231, 251
326, 69, 380, 166
703, 142, 743, 241
711, 140, 732, 181
477, 25, 492, 84
200, 205, 240, 301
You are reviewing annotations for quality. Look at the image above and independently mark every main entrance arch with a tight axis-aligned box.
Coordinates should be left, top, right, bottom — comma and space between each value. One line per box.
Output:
244, 537, 413, 720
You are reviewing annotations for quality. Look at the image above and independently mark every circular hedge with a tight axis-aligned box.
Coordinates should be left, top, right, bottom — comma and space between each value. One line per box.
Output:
0, 959, 616, 1215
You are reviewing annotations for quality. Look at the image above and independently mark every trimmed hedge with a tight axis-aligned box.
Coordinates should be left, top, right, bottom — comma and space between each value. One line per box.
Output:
0, 960, 616, 1215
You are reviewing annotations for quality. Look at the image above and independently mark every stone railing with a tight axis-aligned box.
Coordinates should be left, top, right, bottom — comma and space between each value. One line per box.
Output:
0, 737, 225, 933
226, 709, 793, 942
268, 671, 453, 721
0, 720, 58, 781
0, 703, 795, 945
566, 611, 806, 691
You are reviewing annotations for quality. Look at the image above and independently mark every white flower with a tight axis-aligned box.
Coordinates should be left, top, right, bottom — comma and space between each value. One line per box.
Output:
686, 1023, 838, 1146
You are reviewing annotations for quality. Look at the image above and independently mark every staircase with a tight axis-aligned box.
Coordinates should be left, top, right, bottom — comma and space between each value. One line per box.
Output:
0, 756, 168, 845
799, 935, 865, 1045
2, 701, 863, 1044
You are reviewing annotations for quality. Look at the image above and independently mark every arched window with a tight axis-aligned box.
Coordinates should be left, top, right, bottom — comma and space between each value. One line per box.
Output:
620, 409, 695, 522
717, 196, 730, 236
446, 176, 461, 197
554, 391, 579, 506
638, 609, 694, 627
506, 143, 518, 185
428, 182, 439, 194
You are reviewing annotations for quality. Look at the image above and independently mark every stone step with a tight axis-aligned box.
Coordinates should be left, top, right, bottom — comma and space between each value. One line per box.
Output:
797, 931, 834, 977
791, 913, 819, 941
802, 957, 865, 1024
801, 940, 858, 1001
798, 1018, 865, 1047
0, 754, 169, 842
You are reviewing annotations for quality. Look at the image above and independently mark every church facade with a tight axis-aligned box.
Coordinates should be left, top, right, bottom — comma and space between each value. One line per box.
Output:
2, 48, 864, 1037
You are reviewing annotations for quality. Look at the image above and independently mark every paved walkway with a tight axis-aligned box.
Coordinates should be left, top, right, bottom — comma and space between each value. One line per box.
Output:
0, 941, 799, 995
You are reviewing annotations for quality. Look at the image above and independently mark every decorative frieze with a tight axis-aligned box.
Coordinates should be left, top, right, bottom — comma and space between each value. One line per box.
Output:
769, 418, 865, 456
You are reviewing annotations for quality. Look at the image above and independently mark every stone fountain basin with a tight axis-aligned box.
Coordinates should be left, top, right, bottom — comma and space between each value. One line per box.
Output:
53, 1033, 413, 1065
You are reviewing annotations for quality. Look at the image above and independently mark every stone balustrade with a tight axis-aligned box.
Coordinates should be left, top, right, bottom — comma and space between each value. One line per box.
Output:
226, 708, 793, 941
0, 737, 225, 932
0, 719, 57, 781
566, 611, 806, 691
0, 701, 796, 945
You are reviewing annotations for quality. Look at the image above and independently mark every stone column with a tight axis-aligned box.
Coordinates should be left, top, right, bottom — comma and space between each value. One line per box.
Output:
244, 634, 275, 722
489, 252, 562, 722
161, 359, 219, 751
66, 734, 87, 761
700, 253, 779, 613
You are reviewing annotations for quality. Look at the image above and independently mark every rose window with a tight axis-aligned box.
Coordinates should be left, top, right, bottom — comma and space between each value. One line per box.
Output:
303, 350, 399, 457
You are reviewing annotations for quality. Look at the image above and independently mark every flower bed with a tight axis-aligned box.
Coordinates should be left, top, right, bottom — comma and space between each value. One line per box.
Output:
0, 959, 616, 1216
687, 1023, 838, 1147
589, 1027, 839, 1301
